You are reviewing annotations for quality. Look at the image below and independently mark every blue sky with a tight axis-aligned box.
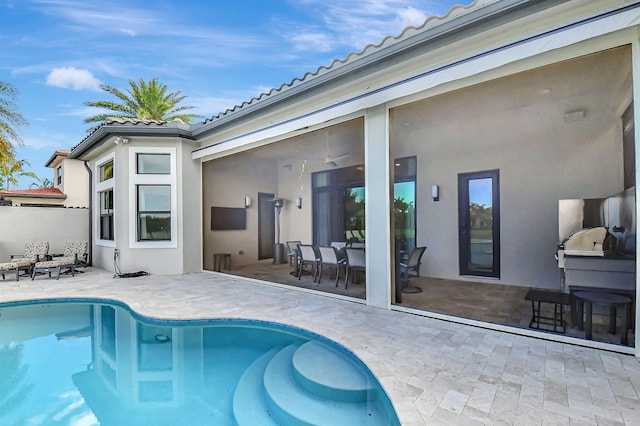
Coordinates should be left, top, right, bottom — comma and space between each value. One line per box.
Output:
1, 0, 462, 188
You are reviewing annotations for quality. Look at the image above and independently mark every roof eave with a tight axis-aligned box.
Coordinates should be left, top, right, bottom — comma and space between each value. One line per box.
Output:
69, 124, 195, 160
192, 0, 569, 139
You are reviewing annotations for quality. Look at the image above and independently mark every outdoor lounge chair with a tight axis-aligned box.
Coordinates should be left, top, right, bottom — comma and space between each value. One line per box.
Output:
10, 241, 49, 275
31, 241, 88, 280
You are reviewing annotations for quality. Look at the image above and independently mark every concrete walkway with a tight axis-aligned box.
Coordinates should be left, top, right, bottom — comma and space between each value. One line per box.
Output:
1, 269, 639, 425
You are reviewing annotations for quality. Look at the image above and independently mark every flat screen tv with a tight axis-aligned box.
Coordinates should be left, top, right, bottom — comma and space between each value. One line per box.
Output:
211, 207, 246, 230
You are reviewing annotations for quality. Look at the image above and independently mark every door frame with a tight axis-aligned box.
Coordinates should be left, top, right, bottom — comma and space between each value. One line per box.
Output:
458, 169, 500, 278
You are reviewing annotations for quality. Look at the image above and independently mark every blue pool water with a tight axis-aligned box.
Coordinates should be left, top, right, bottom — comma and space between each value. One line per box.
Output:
0, 300, 400, 425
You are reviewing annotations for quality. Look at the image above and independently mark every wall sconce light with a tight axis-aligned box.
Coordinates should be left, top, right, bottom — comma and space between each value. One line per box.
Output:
431, 184, 440, 202
296, 197, 303, 209
244, 196, 252, 208
113, 136, 129, 145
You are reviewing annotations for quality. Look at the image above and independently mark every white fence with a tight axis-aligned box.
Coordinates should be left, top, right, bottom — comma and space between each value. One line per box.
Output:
0, 206, 89, 260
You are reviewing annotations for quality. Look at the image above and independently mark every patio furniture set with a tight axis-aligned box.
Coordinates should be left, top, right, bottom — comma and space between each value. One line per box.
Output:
524, 288, 634, 346
0, 241, 88, 281
286, 241, 427, 291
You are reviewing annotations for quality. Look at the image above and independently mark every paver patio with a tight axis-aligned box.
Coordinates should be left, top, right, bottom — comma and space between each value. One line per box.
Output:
1, 269, 639, 425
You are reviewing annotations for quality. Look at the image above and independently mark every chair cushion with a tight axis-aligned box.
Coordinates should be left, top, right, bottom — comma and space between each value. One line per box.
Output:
0, 262, 18, 270
34, 260, 68, 269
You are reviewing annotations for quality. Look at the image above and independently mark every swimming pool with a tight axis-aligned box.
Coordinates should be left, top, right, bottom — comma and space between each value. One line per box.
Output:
0, 299, 400, 425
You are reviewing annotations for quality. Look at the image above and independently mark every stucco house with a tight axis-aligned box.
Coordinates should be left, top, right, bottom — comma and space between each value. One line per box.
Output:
67, 0, 639, 354
0, 149, 89, 208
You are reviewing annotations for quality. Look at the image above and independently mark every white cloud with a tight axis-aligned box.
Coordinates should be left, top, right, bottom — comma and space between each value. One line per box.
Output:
46, 67, 102, 91
290, 32, 335, 52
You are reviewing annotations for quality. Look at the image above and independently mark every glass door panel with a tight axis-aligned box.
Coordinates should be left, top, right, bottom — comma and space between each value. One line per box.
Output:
345, 186, 365, 243
393, 181, 416, 252
458, 170, 500, 277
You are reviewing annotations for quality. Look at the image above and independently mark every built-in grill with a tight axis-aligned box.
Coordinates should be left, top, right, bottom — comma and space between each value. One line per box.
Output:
556, 188, 636, 293
556, 226, 612, 269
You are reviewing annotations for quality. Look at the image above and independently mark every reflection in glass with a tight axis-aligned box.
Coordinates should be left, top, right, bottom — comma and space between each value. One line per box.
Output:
137, 153, 170, 174
137, 185, 171, 240
468, 178, 494, 271
345, 186, 365, 242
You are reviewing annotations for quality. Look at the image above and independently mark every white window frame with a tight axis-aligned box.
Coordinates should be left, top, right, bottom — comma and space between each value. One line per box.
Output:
129, 147, 178, 248
95, 153, 116, 248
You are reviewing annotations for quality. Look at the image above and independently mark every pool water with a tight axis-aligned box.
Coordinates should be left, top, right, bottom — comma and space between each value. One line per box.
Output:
0, 300, 399, 425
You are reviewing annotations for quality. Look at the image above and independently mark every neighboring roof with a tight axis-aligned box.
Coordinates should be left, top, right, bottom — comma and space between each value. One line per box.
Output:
45, 149, 70, 168
0, 187, 67, 199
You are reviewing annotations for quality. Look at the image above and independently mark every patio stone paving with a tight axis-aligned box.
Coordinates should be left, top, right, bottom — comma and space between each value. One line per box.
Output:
1, 268, 639, 425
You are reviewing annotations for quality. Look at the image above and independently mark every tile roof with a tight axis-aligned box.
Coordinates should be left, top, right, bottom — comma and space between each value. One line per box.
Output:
0, 187, 67, 199
45, 149, 71, 167
201, 0, 492, 125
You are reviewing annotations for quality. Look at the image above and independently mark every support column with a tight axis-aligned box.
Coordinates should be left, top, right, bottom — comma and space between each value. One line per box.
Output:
632, 30, 640, 356
364, 105, 392, 308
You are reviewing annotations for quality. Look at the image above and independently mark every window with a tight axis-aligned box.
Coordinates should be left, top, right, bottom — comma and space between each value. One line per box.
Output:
137, 153, 170, 174
137, 185, 171, 241
312, 165, 365, 245
96, 154, 115, 246
57, 166, 62, 185
100, 189, 114, 240
100, 160, 114, 181
129, 147, 177, 248
393, 156, 417, 252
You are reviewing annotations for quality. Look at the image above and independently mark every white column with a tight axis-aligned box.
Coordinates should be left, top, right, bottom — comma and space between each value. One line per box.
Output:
364, 105, 392, 308
632, 32, 640, 357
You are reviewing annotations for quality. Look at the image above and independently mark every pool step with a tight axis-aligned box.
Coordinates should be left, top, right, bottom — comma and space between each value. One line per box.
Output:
292, 340, 375, 402
263, 343, 384, 426
233, 348, 280, 426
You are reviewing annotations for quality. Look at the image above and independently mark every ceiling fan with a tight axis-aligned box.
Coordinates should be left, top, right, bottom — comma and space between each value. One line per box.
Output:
324, 153, 350, 167
324, 131, 350, 167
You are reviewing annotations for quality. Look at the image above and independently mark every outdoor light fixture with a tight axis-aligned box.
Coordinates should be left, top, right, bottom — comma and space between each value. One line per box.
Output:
432, 184, 440, 202
244, 196, 252, 208
296, 197, 303, 209
113, 136, 129, 145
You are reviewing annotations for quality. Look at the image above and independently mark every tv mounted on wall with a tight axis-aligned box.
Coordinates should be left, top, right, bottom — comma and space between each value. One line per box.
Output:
211, 207, 246, 230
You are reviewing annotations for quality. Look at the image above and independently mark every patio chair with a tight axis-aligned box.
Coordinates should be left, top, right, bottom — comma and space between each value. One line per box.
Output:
344, 248, 366, 289
10, 241, 49, 275
286, 240, 302, 267
317, 246, 346, 287
399, 246, 427, 293
297, 244, 320, 282
31, 241, 88, 280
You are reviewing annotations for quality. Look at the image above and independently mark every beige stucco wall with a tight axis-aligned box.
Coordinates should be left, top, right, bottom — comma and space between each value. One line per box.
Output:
61, 159, 89, 208
390, 46, 630, 289
201, 119, 364, 268
0, 206, 89, 260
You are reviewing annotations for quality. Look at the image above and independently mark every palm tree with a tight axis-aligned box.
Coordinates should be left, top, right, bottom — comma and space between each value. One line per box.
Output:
30, 177, 54, 189
0, 81, 29, 160
0, 157, 37, 191
84, 77, 203, 125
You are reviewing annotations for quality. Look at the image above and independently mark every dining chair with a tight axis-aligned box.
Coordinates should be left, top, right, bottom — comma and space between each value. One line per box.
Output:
399, 246, 427, 293
285, 240, 302, 268
317, 246, 346, 287
297, 244, 320, 282
344, 248, 366, 289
